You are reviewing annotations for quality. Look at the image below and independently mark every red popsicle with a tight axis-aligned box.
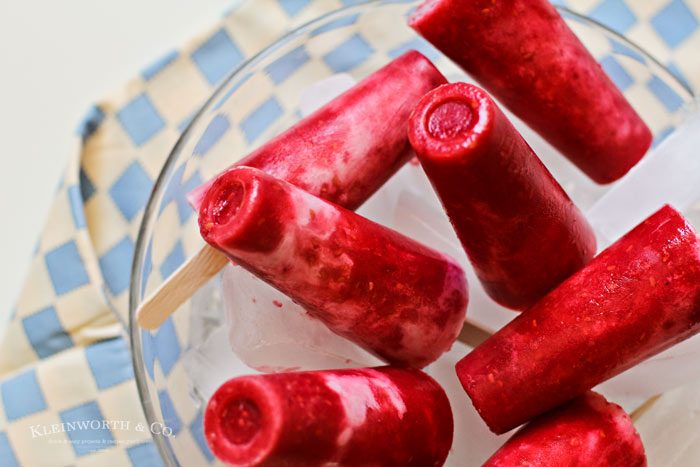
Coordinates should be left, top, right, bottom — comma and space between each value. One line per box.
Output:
188, 50, 447, 210
199, 166, 468, 367
205, 367, 453, 466
409, 0, 653, 184
483, 392, 646, 467
408, 82, 596, 310
456, 205, 700, 434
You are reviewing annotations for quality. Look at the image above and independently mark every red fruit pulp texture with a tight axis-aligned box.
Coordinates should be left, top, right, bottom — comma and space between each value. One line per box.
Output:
456, 205, 700, 434
204, 367, 454, 466
409, 0, 652, 184
408, 82, 596, 311
188, 50, 447, 210
483, 392, 646, 467
199, 167, 468, 368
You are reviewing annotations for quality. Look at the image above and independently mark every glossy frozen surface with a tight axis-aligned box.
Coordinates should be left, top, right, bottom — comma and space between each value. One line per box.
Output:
408, 82, 596, 310
204, 367, 453, 466
200, 167, 467, 367
409, 0, 652, 183
457, 206, 700, 434
484, 392, 646, 467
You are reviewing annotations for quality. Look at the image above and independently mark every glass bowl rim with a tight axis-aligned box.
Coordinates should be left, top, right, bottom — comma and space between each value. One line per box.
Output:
128, 1, 695, 464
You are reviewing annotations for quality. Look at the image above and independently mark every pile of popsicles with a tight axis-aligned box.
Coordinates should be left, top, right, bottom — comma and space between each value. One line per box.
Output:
193, 0, 700, 465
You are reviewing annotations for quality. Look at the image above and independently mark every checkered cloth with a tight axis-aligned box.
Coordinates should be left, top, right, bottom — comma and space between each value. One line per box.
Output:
0, 0, 698, 465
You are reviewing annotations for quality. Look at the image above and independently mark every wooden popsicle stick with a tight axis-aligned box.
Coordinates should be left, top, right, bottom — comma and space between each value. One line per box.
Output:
457, 321, 492, 348
136, 244, 229, 330
630, 394, 661, 422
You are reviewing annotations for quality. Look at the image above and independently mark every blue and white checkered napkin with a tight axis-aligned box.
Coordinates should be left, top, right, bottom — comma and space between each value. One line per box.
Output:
0, 0, 698, 465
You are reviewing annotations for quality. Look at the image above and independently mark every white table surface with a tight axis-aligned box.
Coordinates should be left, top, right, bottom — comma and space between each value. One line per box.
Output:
0, 0, 234, 333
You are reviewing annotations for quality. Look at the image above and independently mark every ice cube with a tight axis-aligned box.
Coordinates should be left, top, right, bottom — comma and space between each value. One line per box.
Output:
587, 104, 700, 248
183, 276, 252, 405
597, 332, 700, 411
222, 265, 381, 372
647, 339, 700, 392
392, 177, 462, 260
355, 163, 422, 225
187, 276, 225, 347
183, 326, 258, 405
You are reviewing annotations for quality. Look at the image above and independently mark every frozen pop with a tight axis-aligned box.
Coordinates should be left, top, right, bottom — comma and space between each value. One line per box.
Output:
457, 205, 700, 434
409, 0, 653, 184
199, 167, 468, 367
188, 50, 447, 210
483, 392, 646, 466
408, 82, 596, 310
204, 367, 454, 466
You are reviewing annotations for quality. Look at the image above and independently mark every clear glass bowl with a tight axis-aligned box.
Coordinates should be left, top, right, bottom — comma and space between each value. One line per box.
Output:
129, 1, 694, 465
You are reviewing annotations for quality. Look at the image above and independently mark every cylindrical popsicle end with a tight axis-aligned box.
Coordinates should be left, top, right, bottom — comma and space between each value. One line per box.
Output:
408, 82, 495, 163
426, 100, 476, 140
205, 368, 454, 466
204, 377, 283, 466
199, 167, 289, 254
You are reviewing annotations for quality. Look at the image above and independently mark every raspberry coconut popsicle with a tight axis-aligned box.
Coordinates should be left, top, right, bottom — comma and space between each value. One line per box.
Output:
408, 82, 596, 310
188, 50, 447, 210
199, 167, 468, 368
483, 392, 646, 467
205, 367, 453, 466
457, 205, 700, 434
409, 0, 652, 184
